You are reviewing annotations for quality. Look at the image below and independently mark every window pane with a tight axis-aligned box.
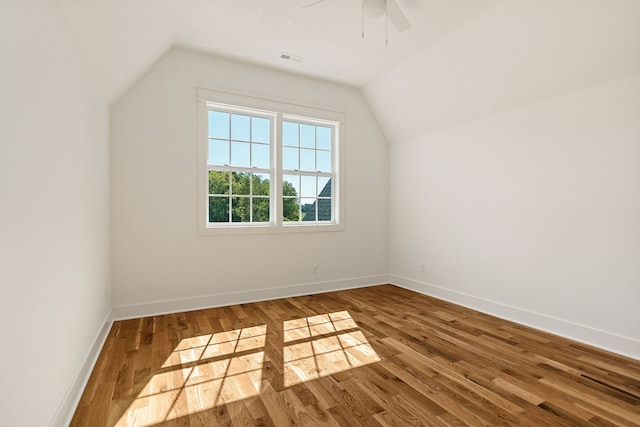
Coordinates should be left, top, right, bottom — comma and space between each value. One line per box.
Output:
283, 174, 299, 197
232, 197, 250, 222
283, 197, 300, 222
253, 173, 270, 196
231, 114, 250, 141
252, 143, 270, 169
209, 111, 229, 139
300, 124, 315, 149
301, 175, 316, 198
252, 198, 270, 222
300, 198, 316, 221
210, 139, 230, 165
232, 172, 251, 195
283, 121, 298, 147
318, 176, 331, 197
318, 198, 332, 221
317, 126, 331, 150
251, 117, 270, 143
231, 141, 250, 167
300, 148, 315, 172
209, 170, 230, 195
317, 150, 331, 172
283, 147, 298, 170
209, 196, 229, 222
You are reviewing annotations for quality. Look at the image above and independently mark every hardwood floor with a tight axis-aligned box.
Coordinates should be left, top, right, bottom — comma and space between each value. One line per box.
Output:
71, 285, 640, 426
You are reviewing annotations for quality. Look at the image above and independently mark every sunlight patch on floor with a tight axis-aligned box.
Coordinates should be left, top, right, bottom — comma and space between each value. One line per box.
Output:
283, 311, 381, 387
115, 311, 380, 426
115, 325, 267, 427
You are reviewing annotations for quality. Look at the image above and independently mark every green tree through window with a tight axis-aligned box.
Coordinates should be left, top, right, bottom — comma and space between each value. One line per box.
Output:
209, 172, 300, 222
283, 181, 300, 222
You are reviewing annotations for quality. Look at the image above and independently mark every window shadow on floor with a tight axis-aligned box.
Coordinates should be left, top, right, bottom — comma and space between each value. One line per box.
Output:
113, 311, 380, 426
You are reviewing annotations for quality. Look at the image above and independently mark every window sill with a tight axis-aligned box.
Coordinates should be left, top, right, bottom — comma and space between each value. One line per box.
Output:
198, 223, 344, 236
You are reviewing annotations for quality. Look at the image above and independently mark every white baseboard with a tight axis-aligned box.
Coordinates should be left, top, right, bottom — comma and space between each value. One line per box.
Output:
48, 314, 113, 427
52, 273, 638, 427
110, 274, 391, 321
390, 274, 640, 361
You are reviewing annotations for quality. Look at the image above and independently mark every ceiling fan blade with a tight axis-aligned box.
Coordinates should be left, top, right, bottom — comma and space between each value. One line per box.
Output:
386, 0, 411, 32
302, 0, 328, 9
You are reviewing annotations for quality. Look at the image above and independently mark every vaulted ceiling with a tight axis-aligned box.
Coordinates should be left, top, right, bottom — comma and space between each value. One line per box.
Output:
59, 0, 640, 141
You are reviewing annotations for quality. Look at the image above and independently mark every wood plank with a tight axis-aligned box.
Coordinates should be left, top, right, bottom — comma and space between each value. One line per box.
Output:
69, 285, 640, 426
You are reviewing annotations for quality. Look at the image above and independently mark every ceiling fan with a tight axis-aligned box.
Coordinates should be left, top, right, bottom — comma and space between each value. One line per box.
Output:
303, 0, 411, 37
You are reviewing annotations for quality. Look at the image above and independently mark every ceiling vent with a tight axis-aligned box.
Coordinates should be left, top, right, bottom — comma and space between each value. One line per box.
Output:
280, 52, 303, 63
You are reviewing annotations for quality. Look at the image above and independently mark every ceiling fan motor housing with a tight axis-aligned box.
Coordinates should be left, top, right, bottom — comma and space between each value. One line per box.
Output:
365, 0, 387, 18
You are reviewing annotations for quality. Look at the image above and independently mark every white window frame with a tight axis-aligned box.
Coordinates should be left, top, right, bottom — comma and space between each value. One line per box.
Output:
197, 87, 344, 235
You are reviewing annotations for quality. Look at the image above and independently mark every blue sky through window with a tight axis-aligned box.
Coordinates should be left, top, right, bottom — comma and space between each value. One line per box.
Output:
209, 113, 332, 173
281, 121, 332, 174
208, 111, 271, 168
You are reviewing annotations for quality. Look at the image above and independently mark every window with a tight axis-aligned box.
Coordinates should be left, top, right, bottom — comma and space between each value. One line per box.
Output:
282, 120, 333, 223
207, 109, 273, 224
197, 88, 343, 234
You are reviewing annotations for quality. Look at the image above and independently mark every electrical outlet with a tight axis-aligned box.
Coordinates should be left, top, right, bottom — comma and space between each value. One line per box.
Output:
312, 264, 318, 274
420, 263, 425, 273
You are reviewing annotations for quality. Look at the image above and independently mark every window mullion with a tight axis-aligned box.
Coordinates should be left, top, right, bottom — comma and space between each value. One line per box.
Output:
227, 114, 232, 168
249, 171, 253, 223
228, 172, 233, 223
315, 174, 319, 221
274, 113, 283, 227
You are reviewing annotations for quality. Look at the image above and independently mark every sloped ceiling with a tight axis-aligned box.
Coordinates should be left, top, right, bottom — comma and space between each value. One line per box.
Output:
363, 0, 640, 141
58, 0, 501, 104
58, 0, 640, 141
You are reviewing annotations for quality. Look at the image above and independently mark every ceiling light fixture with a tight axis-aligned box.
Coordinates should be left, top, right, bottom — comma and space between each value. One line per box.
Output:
303, 0, 411, 45
361, 0, 388, 44
363, 0, 385, 18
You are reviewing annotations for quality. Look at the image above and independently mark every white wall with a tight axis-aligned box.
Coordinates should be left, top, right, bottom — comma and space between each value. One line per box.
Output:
0, 1, 111, 426
387, 73, 640, 358
110, 49, 389, 311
